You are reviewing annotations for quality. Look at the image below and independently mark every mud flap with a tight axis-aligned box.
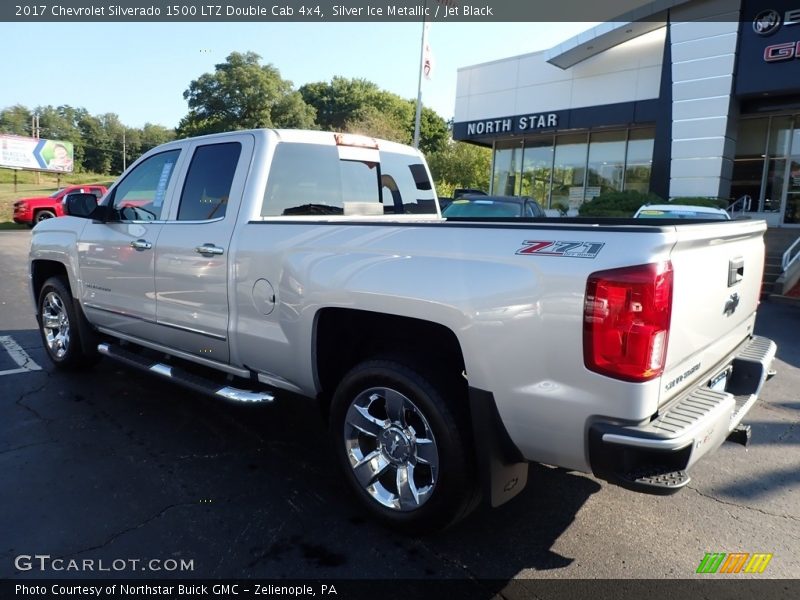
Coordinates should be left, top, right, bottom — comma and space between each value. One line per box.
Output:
468, 387, 529, 507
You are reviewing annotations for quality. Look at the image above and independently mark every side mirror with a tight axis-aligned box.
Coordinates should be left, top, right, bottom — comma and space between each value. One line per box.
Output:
63, 193, 99, 219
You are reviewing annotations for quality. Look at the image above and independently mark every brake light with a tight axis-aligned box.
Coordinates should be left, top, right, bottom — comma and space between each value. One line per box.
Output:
583, 261, 673, 382
334, 132, 378, 149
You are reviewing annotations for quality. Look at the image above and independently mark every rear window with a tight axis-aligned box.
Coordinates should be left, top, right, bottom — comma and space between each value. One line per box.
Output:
379, 152, 437, 215
262, 143, 380, 217
443, 200, 521, 218
636, 209, 728, 220
261, 143, 437, 217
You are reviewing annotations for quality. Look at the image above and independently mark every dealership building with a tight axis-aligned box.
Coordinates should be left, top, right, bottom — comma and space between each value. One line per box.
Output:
453, 0, 800, 227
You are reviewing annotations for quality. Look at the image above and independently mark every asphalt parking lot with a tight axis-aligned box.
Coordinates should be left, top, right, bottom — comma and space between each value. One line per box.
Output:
1, 229, 799, 586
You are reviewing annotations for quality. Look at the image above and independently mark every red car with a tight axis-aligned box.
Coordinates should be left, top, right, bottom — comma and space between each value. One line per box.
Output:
13, 184, 108, 227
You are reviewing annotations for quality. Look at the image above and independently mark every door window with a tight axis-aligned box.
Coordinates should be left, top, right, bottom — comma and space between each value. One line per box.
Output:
176, 142, 242, 221
110, 150, 181, 221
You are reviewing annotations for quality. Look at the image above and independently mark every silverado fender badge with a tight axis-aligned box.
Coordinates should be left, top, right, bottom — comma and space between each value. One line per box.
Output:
724, 293, 740, 316
516, 240, 604, 258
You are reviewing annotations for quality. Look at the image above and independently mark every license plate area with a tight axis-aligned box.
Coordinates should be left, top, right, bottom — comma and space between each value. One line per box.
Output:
709, 366, 732, 393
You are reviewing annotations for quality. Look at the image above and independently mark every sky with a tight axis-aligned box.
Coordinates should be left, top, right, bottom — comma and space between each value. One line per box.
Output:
0, 22, 594, 130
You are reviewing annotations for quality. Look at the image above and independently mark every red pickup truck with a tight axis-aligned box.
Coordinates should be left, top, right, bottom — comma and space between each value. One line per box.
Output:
13, 184, 108, 227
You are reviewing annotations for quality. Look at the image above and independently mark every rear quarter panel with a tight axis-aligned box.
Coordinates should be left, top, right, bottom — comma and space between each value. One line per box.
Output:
232, 220, 679, 471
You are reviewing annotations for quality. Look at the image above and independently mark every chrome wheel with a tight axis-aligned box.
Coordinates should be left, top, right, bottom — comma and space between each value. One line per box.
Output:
343, 387, 439, 511
42, 291, 70, 359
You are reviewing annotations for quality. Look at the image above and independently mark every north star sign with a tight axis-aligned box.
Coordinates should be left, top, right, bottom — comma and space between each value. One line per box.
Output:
464, 113, 559, 136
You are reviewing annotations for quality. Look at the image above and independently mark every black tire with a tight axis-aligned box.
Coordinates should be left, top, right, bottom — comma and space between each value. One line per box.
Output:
35, 210, 56, 224
37, 276, 99, 369
329, 359, 477, 533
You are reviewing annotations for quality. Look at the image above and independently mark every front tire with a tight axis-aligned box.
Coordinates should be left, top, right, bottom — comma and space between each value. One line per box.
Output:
35, 210, 56, 224
37, 277, 98, 369
330, 359, 477, 533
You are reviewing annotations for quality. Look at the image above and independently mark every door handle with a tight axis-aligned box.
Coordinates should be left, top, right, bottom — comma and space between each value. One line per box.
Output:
194, 244, 224, 256
130, 239, 152, 251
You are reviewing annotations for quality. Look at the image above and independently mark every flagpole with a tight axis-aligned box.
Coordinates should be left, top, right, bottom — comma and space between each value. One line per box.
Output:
412, 1, 428, 150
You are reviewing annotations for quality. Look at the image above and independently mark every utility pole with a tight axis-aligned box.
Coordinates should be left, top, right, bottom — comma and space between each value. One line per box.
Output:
122, 130, 127, 171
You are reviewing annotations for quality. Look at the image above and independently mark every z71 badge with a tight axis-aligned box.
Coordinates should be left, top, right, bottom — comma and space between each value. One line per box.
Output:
516, 240, 605, 258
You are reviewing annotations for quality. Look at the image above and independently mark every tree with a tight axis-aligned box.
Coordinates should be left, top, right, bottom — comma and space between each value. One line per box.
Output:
427, 140, 492, 197
415, 104, 449, 155
0, 105, 33, 136
300, 77, 395, 131
300, 76, 449, 154
177, 51, 315, 137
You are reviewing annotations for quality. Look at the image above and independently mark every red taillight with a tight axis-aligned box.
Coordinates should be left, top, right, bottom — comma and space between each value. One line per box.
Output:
583, 261, 673, 382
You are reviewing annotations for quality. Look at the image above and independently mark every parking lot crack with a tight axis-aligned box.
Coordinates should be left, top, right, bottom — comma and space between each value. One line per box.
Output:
687, 485, 800, 522
15, 379, 53, 424
777, 421, 798, 442
0, 439, 55, 456
60, 501, 200, 559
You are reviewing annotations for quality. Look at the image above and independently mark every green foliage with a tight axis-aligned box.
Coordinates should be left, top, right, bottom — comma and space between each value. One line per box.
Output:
669, 196, 729, 209
177, 51, 316, 137
0, 104, 32, 136
426, 141, 491, 195
578, 190, 663, 217
300, 76, 449, 155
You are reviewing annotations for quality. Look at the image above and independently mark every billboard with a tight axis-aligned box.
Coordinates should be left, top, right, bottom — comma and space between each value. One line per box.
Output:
0, 135, 74, 172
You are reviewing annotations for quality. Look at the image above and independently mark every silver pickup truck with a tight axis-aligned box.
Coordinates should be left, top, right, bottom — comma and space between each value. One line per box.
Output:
30, 129, 777, 532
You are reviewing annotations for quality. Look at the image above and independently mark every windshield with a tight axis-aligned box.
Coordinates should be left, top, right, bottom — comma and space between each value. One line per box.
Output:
636, 210, 728, 220
49, 189, 65, 198
443, 200, 521, 218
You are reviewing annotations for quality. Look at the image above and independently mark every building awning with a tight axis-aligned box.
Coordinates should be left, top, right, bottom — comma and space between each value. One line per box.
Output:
544, 0, 693, 69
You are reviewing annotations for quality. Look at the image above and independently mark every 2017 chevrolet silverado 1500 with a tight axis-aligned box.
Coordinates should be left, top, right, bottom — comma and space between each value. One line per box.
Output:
29, 129, 777, 532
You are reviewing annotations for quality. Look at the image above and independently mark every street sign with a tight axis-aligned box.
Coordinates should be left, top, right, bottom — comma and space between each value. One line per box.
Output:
0, 134, 74, 172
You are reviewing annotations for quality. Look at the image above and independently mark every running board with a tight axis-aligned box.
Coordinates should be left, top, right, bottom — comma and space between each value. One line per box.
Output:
97, 343, 274, 403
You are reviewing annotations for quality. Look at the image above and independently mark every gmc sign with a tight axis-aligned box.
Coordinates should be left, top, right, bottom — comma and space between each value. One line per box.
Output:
764, 40, 800, 60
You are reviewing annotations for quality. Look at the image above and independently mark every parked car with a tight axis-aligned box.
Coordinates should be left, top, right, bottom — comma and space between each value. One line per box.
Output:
453, 188, 487, 198
443, 195, 545, 218
634, 204, 731, 220
13, 184, 108, 227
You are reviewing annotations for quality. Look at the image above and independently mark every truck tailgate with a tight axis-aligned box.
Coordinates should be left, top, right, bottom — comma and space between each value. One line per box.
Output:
660, 219, 767, 405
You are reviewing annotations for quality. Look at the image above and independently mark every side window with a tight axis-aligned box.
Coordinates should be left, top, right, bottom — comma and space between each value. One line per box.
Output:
378, 151, 437, 214
111, 150, 180, 221
177, 142, 242, 221
261, 143, 381, 217
262, 143, 342, 216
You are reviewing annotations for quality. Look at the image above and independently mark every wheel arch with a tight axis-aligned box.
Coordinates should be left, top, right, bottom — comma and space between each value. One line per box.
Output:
313, 307, 467, 404
31, 260, 71, 307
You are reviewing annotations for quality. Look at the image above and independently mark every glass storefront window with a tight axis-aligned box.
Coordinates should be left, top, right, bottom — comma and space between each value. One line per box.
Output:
764, 117, 793, 212
731, 118, 768, 210
551, 134, 588, 210
520, 139, 554, 206
624, 128, 655, 194
587, 130, 626, 200
489, 127, 655, 208
492, 142, 523, 195
786, 124, 800, 224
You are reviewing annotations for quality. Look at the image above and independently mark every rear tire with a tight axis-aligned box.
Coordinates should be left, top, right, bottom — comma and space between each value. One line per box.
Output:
329, 359, 477, 533
37, 277, 99, 369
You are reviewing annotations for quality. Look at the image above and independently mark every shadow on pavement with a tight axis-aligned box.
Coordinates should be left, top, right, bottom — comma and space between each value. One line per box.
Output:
1, 338, 599, 583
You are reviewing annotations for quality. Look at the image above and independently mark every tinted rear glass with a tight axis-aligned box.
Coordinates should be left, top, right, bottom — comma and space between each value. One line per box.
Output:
443, 200, 522, 218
